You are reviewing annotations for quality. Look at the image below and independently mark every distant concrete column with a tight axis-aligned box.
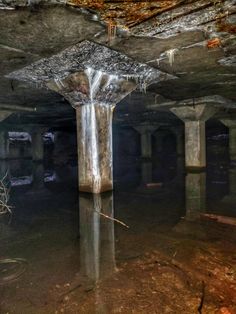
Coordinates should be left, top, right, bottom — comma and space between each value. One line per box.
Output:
185, 171, 206, 221
220, 119, 236, 161
31, 130, 44, 162
141, 160, 153, 184
134, 125, 158, 159
171, 105, 217, 169
79, 192, 116, 283
0, 131, 9, 160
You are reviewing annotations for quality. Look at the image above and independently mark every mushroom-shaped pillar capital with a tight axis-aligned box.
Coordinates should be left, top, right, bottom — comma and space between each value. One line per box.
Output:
6, 40, 175, 108
169, 98, 223, 169
170, 104, 218, 123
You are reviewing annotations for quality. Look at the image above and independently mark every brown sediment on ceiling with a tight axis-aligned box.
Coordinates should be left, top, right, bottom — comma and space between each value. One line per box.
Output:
67, 0, 191, 27
0, 0, 234, 38
66, 0, 233, 31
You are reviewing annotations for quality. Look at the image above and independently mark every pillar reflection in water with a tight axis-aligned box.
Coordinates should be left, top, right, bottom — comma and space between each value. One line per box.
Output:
79, 192, 116, 283
185, 171, 206, 221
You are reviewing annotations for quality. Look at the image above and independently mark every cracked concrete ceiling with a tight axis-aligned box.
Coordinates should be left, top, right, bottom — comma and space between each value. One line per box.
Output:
0, 0, 235, 127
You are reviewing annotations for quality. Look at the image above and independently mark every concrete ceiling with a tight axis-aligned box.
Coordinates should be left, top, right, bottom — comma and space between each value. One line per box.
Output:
0, 0, 235, 127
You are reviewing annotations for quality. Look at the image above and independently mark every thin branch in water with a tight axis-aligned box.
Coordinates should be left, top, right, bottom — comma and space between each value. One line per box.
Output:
94, 210, 129, 229
0, 171, 12, 216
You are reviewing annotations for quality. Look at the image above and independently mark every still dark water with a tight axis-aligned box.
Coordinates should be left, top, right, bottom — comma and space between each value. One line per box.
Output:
0, 152, 236, 313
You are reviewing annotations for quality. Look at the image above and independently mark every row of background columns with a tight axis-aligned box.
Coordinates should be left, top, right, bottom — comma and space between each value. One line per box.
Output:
1, 106, 235, 189
1, 117, 235, 165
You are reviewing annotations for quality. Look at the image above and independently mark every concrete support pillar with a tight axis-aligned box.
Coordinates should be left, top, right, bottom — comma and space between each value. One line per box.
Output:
31, 131, 44, 162
70, 71, 137, 194
171, 105, 217, 169
220, 119, 236, 161
76, 104, 114, 194
134, 125, 158, 159
185, 171, 206, 221
141, 160, 153, 184
140, 131, 152, 158
0, 131, 9, 160
79, 192, 116, 283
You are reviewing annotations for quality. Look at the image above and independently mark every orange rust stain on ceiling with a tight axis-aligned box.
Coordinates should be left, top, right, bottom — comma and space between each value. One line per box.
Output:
67, 0, 187, 28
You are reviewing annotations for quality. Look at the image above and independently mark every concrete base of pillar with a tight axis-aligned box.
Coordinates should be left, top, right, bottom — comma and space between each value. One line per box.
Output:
79, 182, 113, 194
